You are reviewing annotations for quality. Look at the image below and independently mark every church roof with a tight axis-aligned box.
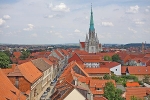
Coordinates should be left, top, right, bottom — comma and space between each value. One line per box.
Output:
89, 4, 95, 31
80, 42, 85, 48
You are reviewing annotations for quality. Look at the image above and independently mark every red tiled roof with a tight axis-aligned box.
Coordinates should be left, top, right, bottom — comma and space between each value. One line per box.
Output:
13, 61, 42, 83
42, 58, 53, 65
126, 82, 140, 87
68, 53, 83, 64
125, 87, 150, 100
90, 79, 116, 95
121, 66, 127, 74
0, 69, 26, 100
90, 79, 116, 88
144, 53, 150, 58
100, 62, 120, 68
54, 49, 64, 59
128, 66, 150, 75
80, 42, 85, 48
13, 51, 21, 58
84, 68, 110, 74
80, 55, 102, 63
1, 64, 16, 75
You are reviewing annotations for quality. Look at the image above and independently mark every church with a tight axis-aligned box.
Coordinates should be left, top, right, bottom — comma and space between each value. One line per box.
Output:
79, 5, 102, 53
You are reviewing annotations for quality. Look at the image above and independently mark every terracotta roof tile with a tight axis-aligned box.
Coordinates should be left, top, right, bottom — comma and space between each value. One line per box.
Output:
125, 87, 150, 100
121, 66, 127, 74
84, 67, 110, 74
126, 82, 140, 87
12, 61, 42, 83
90, 79, 115, 95
128, 66, 150, 75
80, 42, 85, 48
31, 58, 52, 72
54, 49, 64, 59
0, 69, 26, 100
13, 51, 21, 58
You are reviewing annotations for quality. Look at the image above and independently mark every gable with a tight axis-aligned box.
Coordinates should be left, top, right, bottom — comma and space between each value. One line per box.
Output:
64, 89, 85, 100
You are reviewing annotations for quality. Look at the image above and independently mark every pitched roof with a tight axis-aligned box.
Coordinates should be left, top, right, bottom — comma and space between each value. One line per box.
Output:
1, 64, 16, 75
80, 42, 85, 48
55, 49, 64, 59
0, 69, 26, 100
80, 55, 102, 63
121, 66, 127, 74
90, 79, 115, 95
84, 67, 110, 74
13, 51, 21, 58
125, 87, 150, 100
100, 62, 120, 68
144, 53, 150, 58
31, 58, 52, 72
126, 82, 140, 87
9, 61, 42, 83
127, 66, 150, 75
7, 66, 23, 76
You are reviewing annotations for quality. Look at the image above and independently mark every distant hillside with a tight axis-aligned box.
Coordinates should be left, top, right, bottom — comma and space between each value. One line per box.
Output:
124, 43, 150, 48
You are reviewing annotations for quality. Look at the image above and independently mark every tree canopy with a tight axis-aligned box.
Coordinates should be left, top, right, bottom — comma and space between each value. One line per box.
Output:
104, 55, 112, 61
104, 82, 124, 100
20, 50, 30, 60
0, 52, 10, 68
112, 54, 121, 63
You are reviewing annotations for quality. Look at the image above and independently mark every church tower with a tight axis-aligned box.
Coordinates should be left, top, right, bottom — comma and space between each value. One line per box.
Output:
79, 4, 102, 53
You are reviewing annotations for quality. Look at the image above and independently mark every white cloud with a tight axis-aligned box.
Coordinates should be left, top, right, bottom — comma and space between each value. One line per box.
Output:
128, 27, 137, 33
126, 5, 139, 14
44, 15, 54, 18
51, 26, 54, 28
0, 18, 5, 26
31, 33, 37, 37
23, 24, 34, 31
147, 6, 150, 8
145, 9, 149, 12
3, 15, 11, 20
6, 25, 10, 28
54, 32, 63, 38
133, 19, 144, 25
49, 3, 70, 12
102, 22, 114, 27
135, 21, 144, 25
74, 29, 80, 33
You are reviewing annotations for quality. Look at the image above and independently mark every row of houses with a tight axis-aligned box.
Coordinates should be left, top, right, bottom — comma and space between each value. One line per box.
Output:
0, 49, 70, 100
50, 50, 150, 100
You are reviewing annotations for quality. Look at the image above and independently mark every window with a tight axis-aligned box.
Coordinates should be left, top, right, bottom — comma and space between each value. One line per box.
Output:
116, 69, 117, 71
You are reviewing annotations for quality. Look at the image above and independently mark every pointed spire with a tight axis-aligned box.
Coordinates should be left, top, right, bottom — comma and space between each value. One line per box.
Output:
89, 3, 95, 31
85, 34, 88, 42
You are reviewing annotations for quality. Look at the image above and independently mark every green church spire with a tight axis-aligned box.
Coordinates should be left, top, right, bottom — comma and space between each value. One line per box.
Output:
89, 3, 95, 31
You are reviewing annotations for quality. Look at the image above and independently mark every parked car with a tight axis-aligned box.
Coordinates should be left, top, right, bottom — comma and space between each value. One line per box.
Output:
42, 91, 48, 97
40, 95, 46, 100
46, 87, 51, 92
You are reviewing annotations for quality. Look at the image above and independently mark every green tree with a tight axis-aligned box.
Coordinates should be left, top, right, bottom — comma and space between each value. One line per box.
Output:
0, 52, 10, 68
20, 50, 30, 60
3, 50, 11, 57
104, 55, 112, 61
112, 54, 121, 63
103, 74, 111, 79
130, 96, 142, 100
104, 82, 124, 100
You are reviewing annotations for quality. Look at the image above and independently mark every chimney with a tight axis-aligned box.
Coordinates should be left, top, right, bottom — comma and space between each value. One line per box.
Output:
75, 78, 78, 86
90, 93, 93, 100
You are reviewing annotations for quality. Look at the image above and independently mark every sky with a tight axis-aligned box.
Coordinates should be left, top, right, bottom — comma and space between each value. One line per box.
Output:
0, 0, 150, 44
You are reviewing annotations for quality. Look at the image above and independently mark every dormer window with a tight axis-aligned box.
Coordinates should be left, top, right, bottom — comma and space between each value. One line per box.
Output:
96, 88, 102, 91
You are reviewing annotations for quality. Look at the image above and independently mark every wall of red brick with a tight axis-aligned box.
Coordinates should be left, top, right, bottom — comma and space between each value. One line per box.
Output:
19, 77, 31, 92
